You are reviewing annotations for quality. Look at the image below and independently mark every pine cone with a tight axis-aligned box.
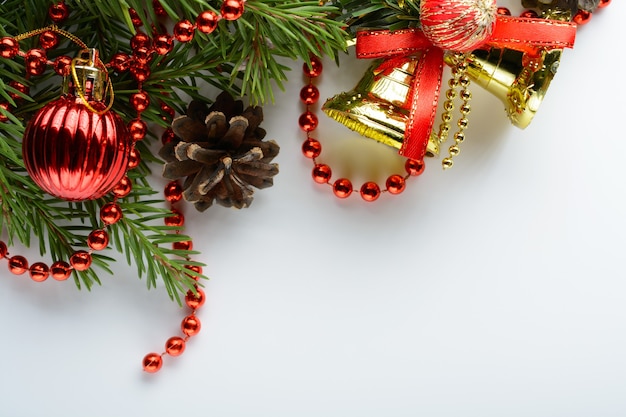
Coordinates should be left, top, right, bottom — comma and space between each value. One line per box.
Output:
160, 92, 279, 211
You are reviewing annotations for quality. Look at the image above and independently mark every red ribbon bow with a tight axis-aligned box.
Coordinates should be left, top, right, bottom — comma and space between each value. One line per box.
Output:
355, 16, 577, 160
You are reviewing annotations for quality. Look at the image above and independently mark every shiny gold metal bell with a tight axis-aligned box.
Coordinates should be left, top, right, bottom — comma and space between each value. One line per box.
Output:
322, 57, 440, 157
445, 47, 563, 129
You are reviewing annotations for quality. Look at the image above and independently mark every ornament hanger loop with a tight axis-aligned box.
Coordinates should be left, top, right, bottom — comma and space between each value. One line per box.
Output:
70, 51, 115, 115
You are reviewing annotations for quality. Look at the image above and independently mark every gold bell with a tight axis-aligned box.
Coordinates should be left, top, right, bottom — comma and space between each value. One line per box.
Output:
322, 57, 440, 157
445, 47, 563, 129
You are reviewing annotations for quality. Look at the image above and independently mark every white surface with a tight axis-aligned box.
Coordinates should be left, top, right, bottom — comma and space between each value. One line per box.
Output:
2, 3, 626, 416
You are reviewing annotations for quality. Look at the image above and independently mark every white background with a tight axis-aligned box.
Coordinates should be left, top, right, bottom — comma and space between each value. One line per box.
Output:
1, 2, 625, 416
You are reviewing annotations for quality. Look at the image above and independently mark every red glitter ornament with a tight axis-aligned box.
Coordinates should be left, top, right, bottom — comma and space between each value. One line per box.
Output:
420, 0, 497, 52
221, 0, 245, 20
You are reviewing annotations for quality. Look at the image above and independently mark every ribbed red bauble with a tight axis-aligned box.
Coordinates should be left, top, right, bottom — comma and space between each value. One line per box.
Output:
22, 49, 131, 201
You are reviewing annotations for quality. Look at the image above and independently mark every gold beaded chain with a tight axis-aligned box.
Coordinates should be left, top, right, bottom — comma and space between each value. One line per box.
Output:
436, 54, 472, 170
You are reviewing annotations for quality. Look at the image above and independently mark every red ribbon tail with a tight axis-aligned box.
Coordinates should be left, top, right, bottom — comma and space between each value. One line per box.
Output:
400, 48, 444, 161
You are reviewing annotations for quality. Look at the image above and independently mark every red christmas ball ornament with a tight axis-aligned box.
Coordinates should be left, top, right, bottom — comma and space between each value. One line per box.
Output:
420, 0, 497, 52
22, 49, 131, 201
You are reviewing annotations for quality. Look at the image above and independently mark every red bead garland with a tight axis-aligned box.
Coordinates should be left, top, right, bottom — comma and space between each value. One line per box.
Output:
299, 56, 424, 202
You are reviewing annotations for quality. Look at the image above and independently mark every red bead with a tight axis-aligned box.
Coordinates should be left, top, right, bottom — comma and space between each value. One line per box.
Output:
112, 175, 132, 198
127, 147, 140, 170
162, 128, 177, 144
154, 34, 174, 56
333, 179, 353, 198
0, 241, 7, 259
298, 111, 318, 132
153, 0, 167, 16
165, 208, 185, 227
131, 32, 151, 51
132, 46, 153, 65
221, 0, 245, 20
131, 91, 150, 112
88, 229, 109, 251
130, 64, 151, 83
174, 20, 195, 42
302, 138, 322, 159
385, 174, 406, 195
8, 256, 28, 275
186, 264, 203, 280
300, 84, 320, 105
165, 337, 186, 356
360, 181, 381, 202
573, 9, 592, 25
70, 251, 92, 271
25, 49, 47, 76
303, 56, 323, 78
8, 81, 28, 101
497, 7, 511, 16
160, 103, 175, 121
0, 37, 19, 59
100, 202, 123, 225
29, 262, 50, 282
53, 55, 72, 76
50, 261, 71, 281
312, 164, 332, 184
128, 119, 147, 141
173, 240, 193, 251
110, 52, 131, 73
405, 159, 425, 176
598, 0, 611, 7
196, 11, 220, 33
185, 288, 206, 310
0, 103, 10, 122
129, 8, 143, 27
142, 352, 163, 373
181, 315, 201, 336
39, 31, 59, 50
520, 9, 538, 18
48, 2, 69, 23
164, 181, 183, 202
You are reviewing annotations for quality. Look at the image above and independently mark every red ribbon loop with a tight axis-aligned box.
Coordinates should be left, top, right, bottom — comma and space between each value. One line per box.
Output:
355, 16, 577, 160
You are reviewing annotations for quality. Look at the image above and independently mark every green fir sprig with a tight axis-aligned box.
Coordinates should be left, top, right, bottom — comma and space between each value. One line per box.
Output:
0, 0, 348, 300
